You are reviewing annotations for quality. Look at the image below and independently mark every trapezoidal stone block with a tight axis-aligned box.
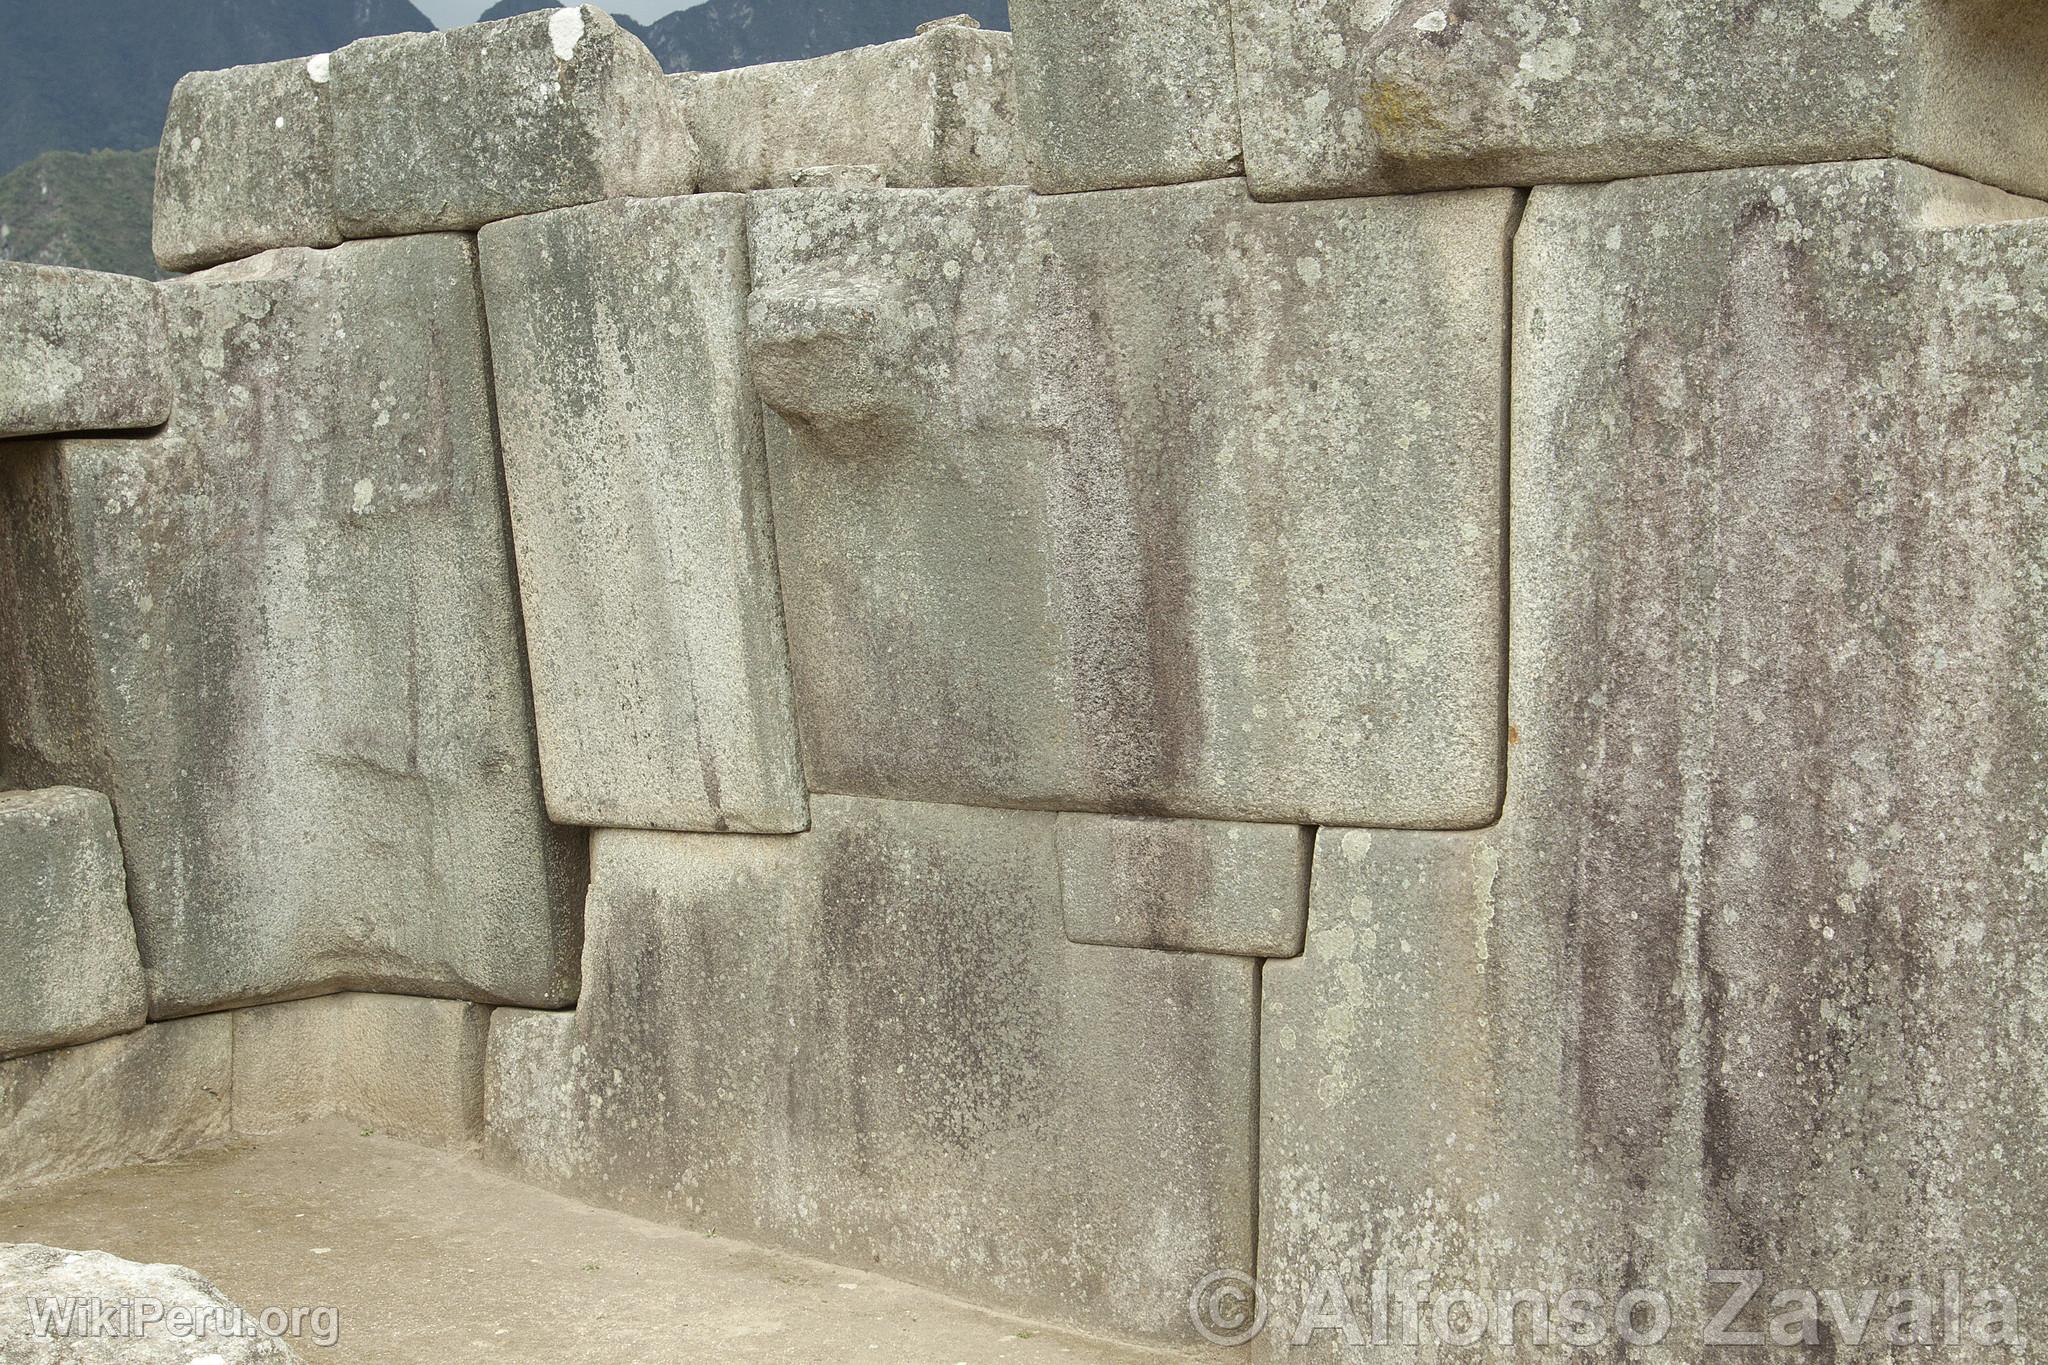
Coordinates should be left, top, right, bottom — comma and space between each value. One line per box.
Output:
0, 787, 144, 1061
329, 6, 694, 238
1259, 161, 2048, 1354
1229, 0, 2048, 201
231, 993, 490, 1146
0, 234, 585, 1018
477, 194, 806, 834
1009, 0, 1242, 193
483, 795, 1257, 1344
679, 21, 1022, 192
1056, 811, 1308, 958
0, 262, 168, 440
0, 1015, 229, 1194
750, 180, 1508, 828
153, 55, 340, 273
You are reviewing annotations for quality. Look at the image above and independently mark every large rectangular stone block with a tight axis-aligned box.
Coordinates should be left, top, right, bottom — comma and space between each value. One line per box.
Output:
1057, 811, 1308, 958
330, 6, 694, 238
1259, 162, 2048, 1355
1010, 0, 1241, 193
232, 993, 490, 1146
681, 20, 1021, 191
153, 55, 340, 273
750, 180, 1509, 828
0, 263, 168, 440
484, 795, 1257, 1344
0, 787, 144, 1061
0, 235, 585, 1018
477, 194, 806, 834
1229, 0, 2048, 201
0, 1015, 229, 1193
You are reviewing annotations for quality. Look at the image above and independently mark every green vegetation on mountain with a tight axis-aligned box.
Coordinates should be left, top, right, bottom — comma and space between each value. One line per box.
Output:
0, 149, 160, 279
0, 0, 435, 177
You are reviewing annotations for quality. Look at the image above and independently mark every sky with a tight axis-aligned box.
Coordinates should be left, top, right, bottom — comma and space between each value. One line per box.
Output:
411, 0, 697, 27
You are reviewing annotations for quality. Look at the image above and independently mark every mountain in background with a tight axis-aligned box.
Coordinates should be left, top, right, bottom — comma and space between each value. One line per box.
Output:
0, 0, 436, 177
477, 0, 1009, 71
0, 149, 160, 279
6, 0, 1008, 277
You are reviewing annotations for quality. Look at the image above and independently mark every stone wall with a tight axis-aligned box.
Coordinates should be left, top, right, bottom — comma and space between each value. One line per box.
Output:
4, 1, 2047, 1354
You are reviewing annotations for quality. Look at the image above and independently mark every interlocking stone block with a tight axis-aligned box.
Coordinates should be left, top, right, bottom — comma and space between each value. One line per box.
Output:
485, 796, 1257, 1344
154, 55, 340, 272
232, 993, 491, 1146
329, 6, 694, 238
750, 180, 1509, 828
1057, 812, 1308, 958
478, 194, 806, 834
0, 1015, 230, 1193
1229, 0, 2048, 201
1010, 0, 1241, 193
0, 263, 168, 440
0, 234, 585, 1018
680, 21, 1021, 191
1260, 162, 2048, 1355
0, 788, 143, 1061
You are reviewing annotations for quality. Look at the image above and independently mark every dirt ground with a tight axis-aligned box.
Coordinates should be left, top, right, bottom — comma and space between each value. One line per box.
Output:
0, 1119, 1203, 1363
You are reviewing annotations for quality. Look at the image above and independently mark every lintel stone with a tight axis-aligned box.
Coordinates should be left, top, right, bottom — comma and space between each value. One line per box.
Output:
0, 263, 168, 441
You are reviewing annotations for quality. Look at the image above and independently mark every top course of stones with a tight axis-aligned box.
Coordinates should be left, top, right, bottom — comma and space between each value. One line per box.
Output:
149, 1, 2048, 271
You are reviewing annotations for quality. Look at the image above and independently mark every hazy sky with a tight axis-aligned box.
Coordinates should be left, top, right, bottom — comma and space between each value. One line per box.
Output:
411, 0, 695, 27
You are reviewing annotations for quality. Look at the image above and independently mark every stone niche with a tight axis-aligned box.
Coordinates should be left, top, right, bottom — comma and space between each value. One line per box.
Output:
486, 794, 1258, 1344
1260, 161, 2048, 1355
749, 179, 1515, 830
0, 234, 584, 1019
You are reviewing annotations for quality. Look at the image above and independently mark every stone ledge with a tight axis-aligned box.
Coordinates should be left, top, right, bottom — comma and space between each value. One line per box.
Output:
0, 263, 168, 441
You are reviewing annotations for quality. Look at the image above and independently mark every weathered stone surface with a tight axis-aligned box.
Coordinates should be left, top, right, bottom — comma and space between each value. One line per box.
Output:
0, 235, 585, 1017
0, 1244, 304, 1363
1057, 812, 1308, 958
1229, 0, 2048, 201
485, 796, 1257, 1343
232, 993, 490, 1146
153, 56, 339, 273
329, 6, 694, 238
751, 180, 1508, 828
482, 1007, 580, 1187
0, 788, 144, 1061
0, 263, 168, 440
0, 1016, 229, 1193
1010, 0, 1241, 193
681, 23, 1020, 192
1260, 161, 2048, 1352
477, 195, 806, 834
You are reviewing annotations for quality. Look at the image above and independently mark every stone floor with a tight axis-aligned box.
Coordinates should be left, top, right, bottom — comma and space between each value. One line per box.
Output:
0, 1120, 1203, 1363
